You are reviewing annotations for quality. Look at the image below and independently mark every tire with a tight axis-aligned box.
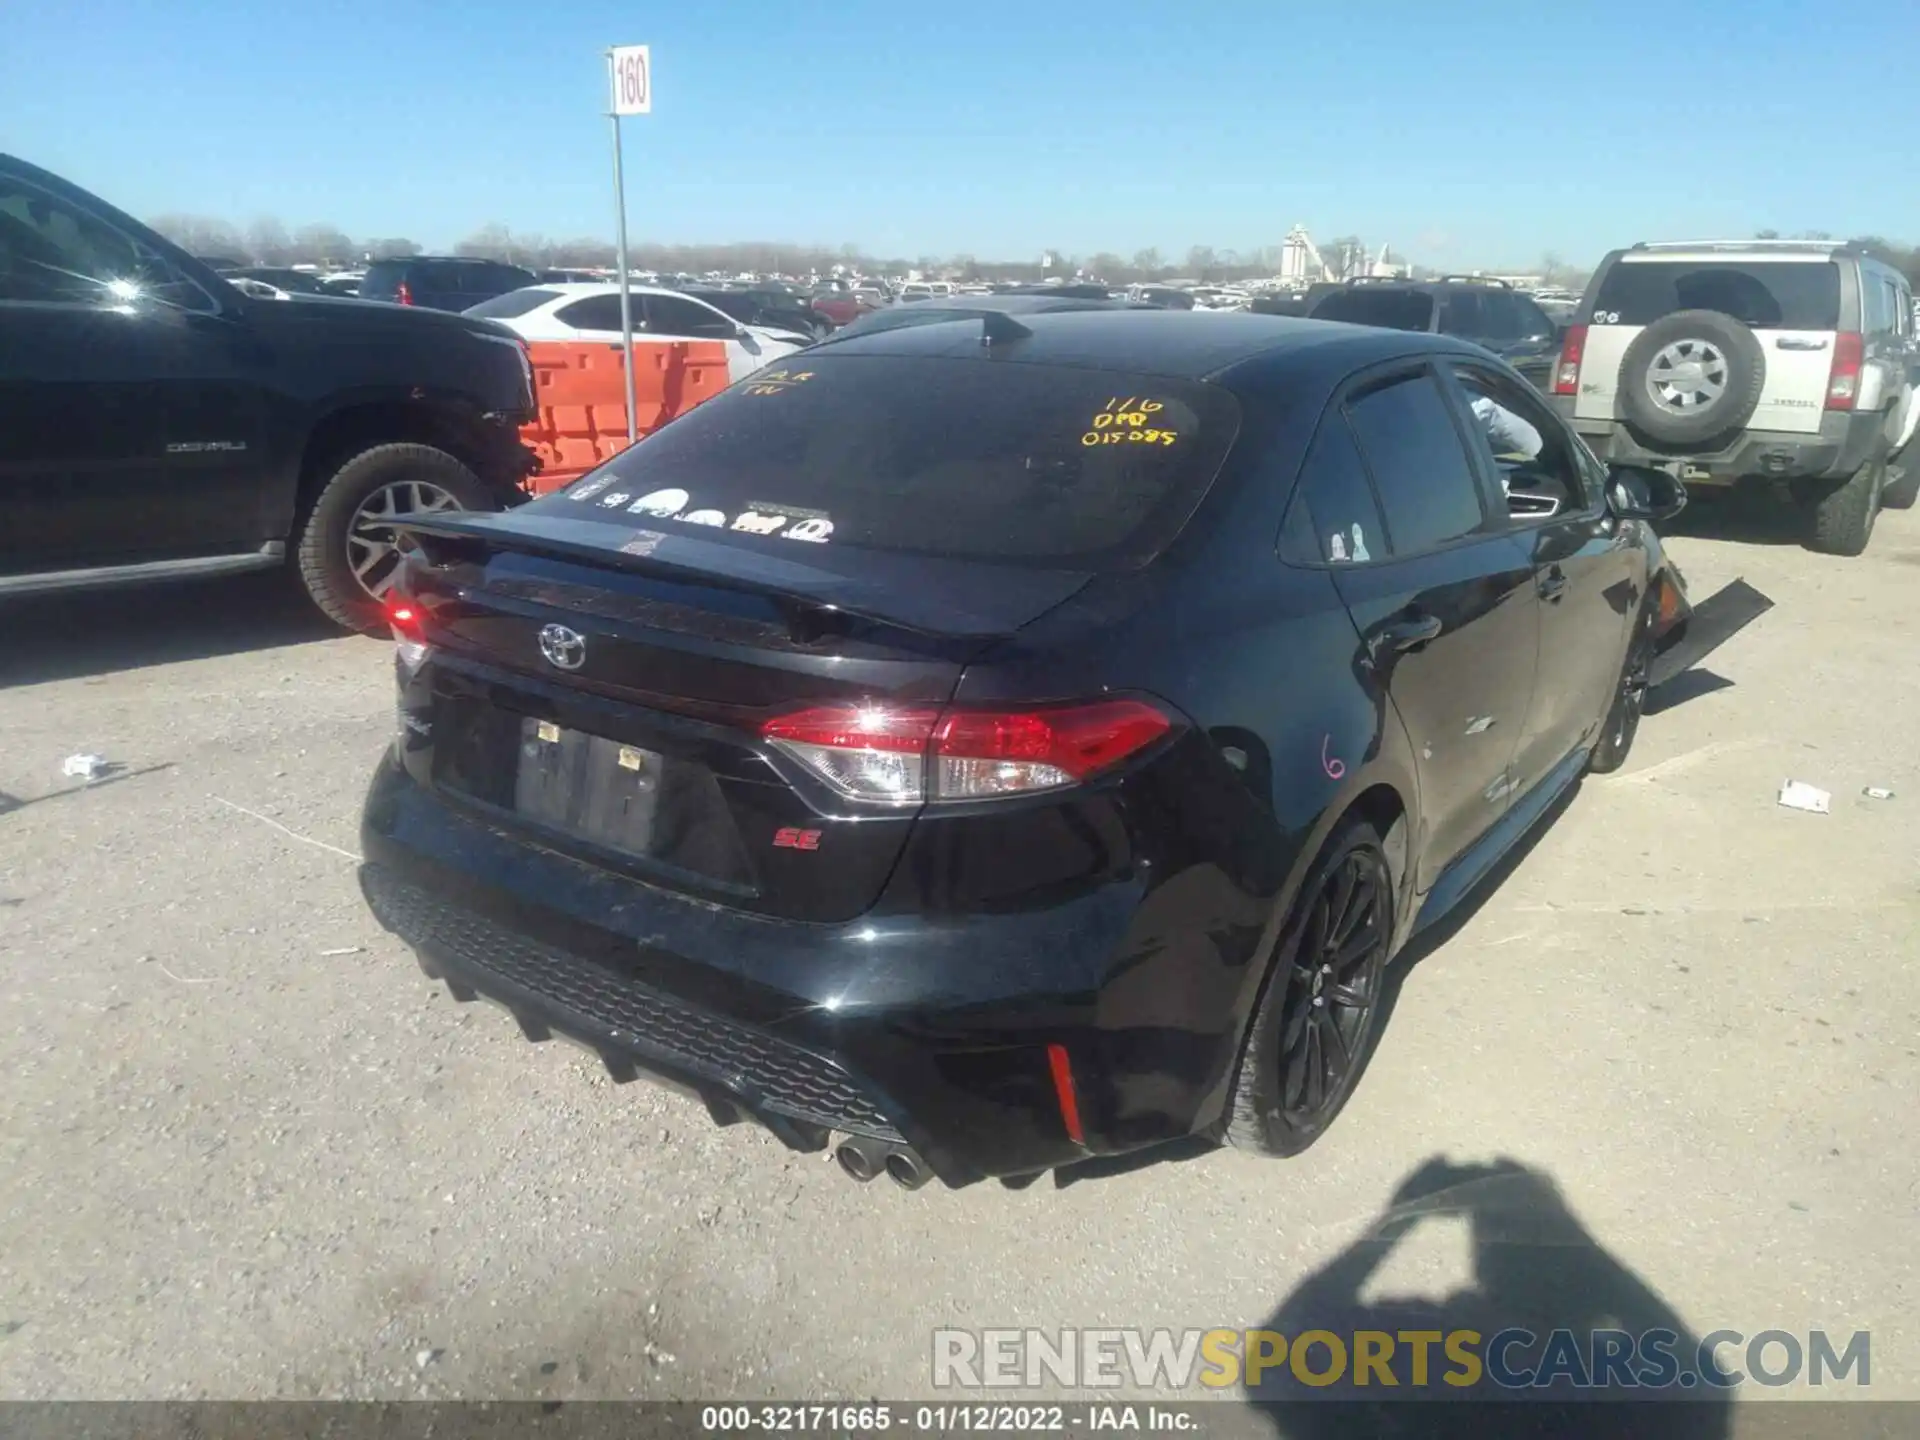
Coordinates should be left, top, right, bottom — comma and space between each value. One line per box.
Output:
1616, 309, 1766, 446
1224, 816, 1396, 1157
294, 443, 496, 632
1587, 600, 1657, 775
1801, 457, 1884, 557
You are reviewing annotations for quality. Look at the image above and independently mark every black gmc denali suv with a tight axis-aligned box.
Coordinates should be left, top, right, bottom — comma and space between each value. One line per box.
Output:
0, 154, 536, 631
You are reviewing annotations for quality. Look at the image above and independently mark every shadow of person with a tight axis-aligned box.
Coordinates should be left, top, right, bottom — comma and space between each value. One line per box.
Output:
1250, 1157, 1731, 1440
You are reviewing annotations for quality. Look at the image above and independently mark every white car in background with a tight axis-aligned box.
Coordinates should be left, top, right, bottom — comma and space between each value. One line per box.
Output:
466, 283, 805, 384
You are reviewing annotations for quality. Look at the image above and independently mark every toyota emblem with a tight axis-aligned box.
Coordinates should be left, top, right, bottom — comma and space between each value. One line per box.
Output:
537, 623, 587, 671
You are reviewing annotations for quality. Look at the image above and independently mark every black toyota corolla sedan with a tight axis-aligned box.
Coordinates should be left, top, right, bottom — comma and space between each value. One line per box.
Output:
359, 310, 1691, 1189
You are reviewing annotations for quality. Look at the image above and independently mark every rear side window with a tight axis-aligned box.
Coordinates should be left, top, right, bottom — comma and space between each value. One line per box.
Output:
556, 295, 627, 331
536, 354, 1241, 571
1281, 414, 1388, 565
1344, 372, 1486, 554
1311, 289, 1437, 331
645, 294, 738, 339
1592, 260, 1840, 329
410, 261, 463, 290
465, 287, 561, 319
466, 263, 535, 293
359, 261, 404, 297
1442, 290, 1488, 337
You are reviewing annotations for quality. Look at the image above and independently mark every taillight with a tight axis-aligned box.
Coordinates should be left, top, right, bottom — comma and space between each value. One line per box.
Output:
395, 280, 414, 306
385, 594, 429, 672
761, 699, 1174, 804
1553, 323, 1587, 396
1826, 331, 1862, 410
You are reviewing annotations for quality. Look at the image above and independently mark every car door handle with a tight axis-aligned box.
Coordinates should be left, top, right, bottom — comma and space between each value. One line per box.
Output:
1370, 611, 1443, 661
1776, 336, 1829, 351
1538, 566, 1568, 601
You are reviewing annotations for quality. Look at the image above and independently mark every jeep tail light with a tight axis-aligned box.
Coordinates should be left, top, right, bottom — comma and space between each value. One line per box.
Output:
1553, 324, 1586, 396
395, 280, 414, 306
761, 700, 1174, 804
1826, 331, 1862, 410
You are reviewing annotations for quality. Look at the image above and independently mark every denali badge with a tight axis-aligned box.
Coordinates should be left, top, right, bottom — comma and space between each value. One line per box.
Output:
538, 624, 587, 671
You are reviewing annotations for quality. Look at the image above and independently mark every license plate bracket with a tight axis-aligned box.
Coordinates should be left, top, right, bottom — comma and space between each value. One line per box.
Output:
514, 717, 663, 854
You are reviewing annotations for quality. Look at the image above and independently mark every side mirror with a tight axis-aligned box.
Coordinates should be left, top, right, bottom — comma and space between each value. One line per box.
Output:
1606, 463, 1687, 522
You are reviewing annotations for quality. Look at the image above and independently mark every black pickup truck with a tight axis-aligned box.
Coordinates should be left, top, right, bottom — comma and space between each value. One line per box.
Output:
0, 154, 536, 631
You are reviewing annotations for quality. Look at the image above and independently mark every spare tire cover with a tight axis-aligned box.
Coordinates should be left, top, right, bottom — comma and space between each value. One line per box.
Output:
1616, 308, 1767, 446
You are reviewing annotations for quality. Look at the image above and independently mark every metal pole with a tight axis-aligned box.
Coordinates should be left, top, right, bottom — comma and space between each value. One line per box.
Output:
610, 88, 639, 445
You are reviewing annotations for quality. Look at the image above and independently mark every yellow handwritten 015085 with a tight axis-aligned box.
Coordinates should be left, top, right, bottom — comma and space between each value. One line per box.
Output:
1081, 426, 1179, 448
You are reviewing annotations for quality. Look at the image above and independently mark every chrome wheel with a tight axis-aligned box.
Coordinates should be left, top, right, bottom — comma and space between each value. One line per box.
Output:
346, 479, 461, 598
1646, 340, 1728, 414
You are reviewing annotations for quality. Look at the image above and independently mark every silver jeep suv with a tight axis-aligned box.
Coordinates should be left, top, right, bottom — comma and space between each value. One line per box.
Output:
1548, 240, 1919, 555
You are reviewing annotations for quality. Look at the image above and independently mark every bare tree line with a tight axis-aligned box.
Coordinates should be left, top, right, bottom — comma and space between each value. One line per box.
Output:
143, 213, 1376, 281
146, 214, 423, 265
143, 213, 1920, 290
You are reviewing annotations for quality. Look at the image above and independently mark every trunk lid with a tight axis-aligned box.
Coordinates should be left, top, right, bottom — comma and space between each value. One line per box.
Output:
393, 510, 1092, 923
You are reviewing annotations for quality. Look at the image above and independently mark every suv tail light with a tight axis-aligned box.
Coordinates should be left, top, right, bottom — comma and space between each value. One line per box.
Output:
761, 699, 1174, 804
1553, 324, 1586, 396
395, 280, 414, 306
1826, 331, 1862, 410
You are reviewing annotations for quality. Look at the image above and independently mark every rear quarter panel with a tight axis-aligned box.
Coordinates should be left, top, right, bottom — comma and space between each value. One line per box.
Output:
946, 372, 1423, 1136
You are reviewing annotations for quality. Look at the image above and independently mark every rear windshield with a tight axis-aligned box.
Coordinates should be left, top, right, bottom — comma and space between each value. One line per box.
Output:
540, 354, 1241, 570
465, 287, 561, 318
1310, 289, 1436, 331
1592, 260, 1840, 329
359, 261, 404, 296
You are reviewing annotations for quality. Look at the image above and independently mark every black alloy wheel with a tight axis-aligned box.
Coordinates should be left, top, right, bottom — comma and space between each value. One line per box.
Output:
1226, 817, 1395, 1156
1587, 602, 1656, 774
1276, 849, 1392, 1127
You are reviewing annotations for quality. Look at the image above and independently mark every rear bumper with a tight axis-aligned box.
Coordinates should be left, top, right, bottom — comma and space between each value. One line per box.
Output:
1564, 407, 1883, 483
358, 755, 1231, 1186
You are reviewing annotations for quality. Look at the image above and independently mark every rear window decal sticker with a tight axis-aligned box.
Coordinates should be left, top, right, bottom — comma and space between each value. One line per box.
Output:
1349, 524, 1371, 562
745, 500, 830, 521
619, 530, 665, 556
784, 518, 834, 543
567, 474, 617, 502
680, 509, 727, 527
730, 511, 788, 535
598, 491, 632, 508
627, 487, 688, 517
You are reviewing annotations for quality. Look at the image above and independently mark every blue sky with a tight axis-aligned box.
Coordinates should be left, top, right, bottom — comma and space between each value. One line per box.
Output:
5, 0, 1915, 268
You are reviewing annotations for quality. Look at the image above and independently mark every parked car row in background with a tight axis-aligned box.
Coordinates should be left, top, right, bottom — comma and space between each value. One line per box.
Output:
6, 145, 1916, 675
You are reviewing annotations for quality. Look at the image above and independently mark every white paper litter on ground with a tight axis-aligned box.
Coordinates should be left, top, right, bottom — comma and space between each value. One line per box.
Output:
61, 754, 109, 781
1862, 786, 1895, 801
1778, 780, 1831, 814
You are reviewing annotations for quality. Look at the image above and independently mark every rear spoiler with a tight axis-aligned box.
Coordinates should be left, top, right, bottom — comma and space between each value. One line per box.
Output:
389, 510, 1080, 641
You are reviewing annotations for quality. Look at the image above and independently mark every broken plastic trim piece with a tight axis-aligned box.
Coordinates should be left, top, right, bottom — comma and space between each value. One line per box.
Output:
1648, 578, 1773, 690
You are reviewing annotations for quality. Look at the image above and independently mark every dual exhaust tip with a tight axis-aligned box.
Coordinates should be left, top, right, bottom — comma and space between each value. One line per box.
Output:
834, 1135, 931, 1190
